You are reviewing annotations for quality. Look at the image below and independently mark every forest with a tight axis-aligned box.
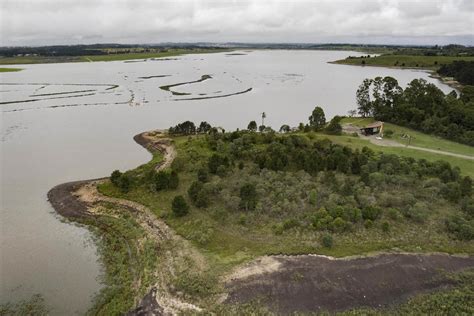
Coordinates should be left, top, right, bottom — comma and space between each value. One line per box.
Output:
356, 77, 474, 145
438, 61, 474, 85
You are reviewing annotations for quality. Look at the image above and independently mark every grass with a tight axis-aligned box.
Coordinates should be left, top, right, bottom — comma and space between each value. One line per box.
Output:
0, 48, 229, 65
98, 132, 474, 272
339, 118, 474, 178
332, 54, 474, 69
0, 67, 22, 72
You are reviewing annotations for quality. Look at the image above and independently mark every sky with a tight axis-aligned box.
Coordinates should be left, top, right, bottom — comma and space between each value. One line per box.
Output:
1, 0, 473, 46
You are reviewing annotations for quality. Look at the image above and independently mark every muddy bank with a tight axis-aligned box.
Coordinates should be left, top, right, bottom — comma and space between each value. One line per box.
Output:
225, 253, 474, 314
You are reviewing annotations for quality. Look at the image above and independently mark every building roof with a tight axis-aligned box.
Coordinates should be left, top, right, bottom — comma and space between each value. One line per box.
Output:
364, 121, 383, 129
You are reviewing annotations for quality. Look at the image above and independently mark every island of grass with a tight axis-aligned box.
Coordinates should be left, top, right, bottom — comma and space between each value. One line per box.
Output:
0, 67, 22, 72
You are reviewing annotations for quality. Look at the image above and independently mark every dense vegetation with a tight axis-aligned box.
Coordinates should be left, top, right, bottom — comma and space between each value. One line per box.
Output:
107, 111, 473, 251
356, 77, 474, 145
95, 104, 474, 313
438, 61, 474, 85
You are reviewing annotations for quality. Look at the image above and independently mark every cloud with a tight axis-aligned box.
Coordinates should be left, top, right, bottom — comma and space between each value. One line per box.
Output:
1, 0, 473, 46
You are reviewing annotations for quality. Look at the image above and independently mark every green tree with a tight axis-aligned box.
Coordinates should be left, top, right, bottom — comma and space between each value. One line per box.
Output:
197, 168, 209, 182
325, 116, 343, 135
172, 195, 189, 217
168, 170, 179, 189
110, 170, 122, 186
239, 183, 258, 211
356, 78, 373, 117
247, 120, 257, 131
155, 171, 170, 191
188, 181, 203, 203
321, 234, 333, 248
460, 176, 472, 197
279, 124, 291, 133
308, 106, 326, 131
198, 121, 212, 133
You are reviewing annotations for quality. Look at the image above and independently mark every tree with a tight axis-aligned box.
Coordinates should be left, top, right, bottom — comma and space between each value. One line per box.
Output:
308, 106, 326, 131
247, 120, 257, 131
197, 168, 209, 182
460, 176, 472, 197
258, 125, 265, 132
198, 121, 212, 133
356, 79, 373, 117
325, 116, 343, 135
168, 170, 179, 189
172, 195, 189, 217
110, 170, 122, 186
279, 124, 290, 133
155, 171, 170, 191
321, 234, 333, 248
239, 183, 258, 211
188, 181, 203, 203
118, 174, 131, 193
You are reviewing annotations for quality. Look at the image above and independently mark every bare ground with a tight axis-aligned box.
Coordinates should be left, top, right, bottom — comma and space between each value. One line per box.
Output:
224, 253, 474, 314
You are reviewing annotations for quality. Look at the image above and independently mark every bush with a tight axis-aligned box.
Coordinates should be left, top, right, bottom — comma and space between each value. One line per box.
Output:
155, 171, 170, 191
384, 129, 394, 138
168, 170, 179, 189
362, 206, 382, 221
239, 183, 258, 211
321, 234, 333, 248
382, 221, 390, 232
197, 168, 209, 182
172, 195, 189, 217
110, 170, 122, 186
188, 181, 203, 203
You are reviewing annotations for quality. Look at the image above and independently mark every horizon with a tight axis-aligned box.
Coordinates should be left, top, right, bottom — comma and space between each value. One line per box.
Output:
2, 0, 473, 47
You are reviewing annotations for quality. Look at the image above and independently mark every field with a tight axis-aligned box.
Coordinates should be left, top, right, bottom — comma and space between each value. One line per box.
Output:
332, 54, 474, 69
0, 48, 228, 65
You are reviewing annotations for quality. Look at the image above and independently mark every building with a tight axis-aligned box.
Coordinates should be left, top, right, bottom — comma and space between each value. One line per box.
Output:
360, 121, 384, 136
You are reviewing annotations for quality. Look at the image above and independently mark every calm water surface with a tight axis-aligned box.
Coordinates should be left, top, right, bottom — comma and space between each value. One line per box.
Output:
0, 50, 453, 314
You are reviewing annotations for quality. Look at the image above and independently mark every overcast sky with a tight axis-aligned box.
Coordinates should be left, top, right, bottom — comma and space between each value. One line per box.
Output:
1, 0, 473, 46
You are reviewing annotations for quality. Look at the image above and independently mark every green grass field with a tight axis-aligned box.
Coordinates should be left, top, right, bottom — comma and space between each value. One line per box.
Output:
332, 54, 474, 69
0, 48, 229, 65
0, 67, 22, 72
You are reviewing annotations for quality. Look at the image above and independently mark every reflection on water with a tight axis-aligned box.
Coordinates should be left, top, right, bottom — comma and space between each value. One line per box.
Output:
0, 50, 453, 314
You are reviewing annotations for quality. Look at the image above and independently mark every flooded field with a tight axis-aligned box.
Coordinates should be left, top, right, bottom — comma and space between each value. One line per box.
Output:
0, 50, 454, 314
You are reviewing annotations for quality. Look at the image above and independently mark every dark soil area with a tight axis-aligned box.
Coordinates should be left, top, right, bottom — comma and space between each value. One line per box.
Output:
225, 253, 474, 314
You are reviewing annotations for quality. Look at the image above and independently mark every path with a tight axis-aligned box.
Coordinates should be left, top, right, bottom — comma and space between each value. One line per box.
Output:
343, 124, 474, 160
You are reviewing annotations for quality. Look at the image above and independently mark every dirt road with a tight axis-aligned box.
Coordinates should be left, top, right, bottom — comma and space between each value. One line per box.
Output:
343, 124, 474, 161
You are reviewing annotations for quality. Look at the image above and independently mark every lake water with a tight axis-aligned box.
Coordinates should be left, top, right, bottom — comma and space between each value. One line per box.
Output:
0, 50, 454, 314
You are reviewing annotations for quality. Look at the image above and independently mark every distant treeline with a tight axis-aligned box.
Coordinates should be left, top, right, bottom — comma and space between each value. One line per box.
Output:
1, 43, 473, 57
438, 61, 474, 85
356, 77, 474, 145
0, 44, 222, 57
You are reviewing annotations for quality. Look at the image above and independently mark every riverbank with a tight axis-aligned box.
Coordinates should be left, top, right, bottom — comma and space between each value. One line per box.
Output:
0, 48, 229, 65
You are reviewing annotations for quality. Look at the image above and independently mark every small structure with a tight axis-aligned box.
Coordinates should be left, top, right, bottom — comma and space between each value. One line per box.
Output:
360, 121, 384, 136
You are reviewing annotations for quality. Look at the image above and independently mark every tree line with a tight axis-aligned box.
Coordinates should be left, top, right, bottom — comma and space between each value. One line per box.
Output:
356, 76, 474, 145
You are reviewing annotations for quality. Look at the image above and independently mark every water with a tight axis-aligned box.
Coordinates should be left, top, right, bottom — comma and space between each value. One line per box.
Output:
0, 50, 454, 314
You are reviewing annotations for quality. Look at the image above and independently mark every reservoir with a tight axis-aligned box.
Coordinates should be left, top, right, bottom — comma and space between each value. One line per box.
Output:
0, 50, 454, 314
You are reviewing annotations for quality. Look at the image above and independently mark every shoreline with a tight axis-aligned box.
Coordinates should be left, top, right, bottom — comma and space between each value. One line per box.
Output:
329, 60, 463, 91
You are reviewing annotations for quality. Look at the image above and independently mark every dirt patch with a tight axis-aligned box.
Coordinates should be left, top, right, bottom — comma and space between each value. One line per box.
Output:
225, 253, 474, 314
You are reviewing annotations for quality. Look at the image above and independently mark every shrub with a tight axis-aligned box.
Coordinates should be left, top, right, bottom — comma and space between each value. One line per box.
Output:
331, 217, 350, 232
321, 234, 333, 248
168, 170, 179, 189
239, 183, 258, 211
364, 219, 373, 229
110, 170, 122, 186
282, 219, 299, 230
172, 195, 189, 217
197, 168, 209, 182
155, 171, 170, 191
362, 206, 382, 221
382, 221, 390, 232
188, 181, 204, 203
384, 129, 394, 138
